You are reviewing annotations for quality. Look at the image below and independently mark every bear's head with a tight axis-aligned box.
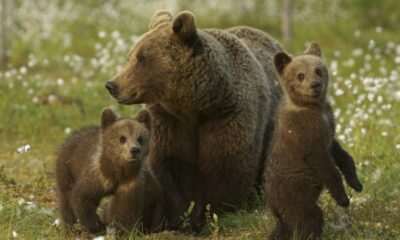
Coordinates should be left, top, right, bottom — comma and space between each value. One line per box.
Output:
105, 10, 203, 105
99, 107, 151, 177
274, 42, 329, 107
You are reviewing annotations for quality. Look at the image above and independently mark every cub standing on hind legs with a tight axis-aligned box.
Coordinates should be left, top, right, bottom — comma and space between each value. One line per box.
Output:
265, 42, 361, 240
55, 107, 154, 234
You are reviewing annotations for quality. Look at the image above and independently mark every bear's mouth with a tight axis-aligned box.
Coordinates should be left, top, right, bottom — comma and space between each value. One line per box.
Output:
117, 93, 137, 105
126, 157, 139, 163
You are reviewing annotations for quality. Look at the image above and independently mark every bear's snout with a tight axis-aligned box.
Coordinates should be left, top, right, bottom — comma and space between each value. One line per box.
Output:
130, 147, 141, 158
105, 81, 118, 96
310, 81, 322, 92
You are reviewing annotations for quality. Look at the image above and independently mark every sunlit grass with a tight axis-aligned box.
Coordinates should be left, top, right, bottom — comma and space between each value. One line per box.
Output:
0, 1, 399, 239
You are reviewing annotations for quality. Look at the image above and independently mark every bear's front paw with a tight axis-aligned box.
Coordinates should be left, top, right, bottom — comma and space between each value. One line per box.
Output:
335, 195, 350, 208
347, 178, 363, 192
86, 220, 107, 234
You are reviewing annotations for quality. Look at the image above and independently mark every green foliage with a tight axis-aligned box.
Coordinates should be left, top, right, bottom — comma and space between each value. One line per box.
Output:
0, 1, 399, 239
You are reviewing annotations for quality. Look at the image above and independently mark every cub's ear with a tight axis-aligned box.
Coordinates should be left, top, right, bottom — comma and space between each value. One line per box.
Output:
135, 109, 152, 131
172, 11, 198, 45
149, 9, 173, 30
274, 52, 292, 76
304, 41, 322, 57
100, 107, 118, 129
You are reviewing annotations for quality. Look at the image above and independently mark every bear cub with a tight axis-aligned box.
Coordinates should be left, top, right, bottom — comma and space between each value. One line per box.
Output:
265, 43, 360, 240
55, 107, 152, 233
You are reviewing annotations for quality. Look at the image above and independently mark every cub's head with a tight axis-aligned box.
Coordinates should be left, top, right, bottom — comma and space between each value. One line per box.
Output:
106, 10, 203, 105
100, 108, 151, 172
274, 42, 328, 106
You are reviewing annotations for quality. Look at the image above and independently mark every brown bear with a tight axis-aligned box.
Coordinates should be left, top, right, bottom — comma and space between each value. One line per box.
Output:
227, 27, 363, 193
102, 160, 165, 233
264, 43, 354, 240
105, 10, 284, 230
55, 107, 152, 233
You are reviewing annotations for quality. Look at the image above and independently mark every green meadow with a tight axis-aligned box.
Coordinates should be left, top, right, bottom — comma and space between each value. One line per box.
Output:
0, 1, 399, 239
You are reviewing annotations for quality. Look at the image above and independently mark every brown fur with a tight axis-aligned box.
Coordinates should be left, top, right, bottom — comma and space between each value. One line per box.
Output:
55, 108, 151, 233
106, 10, 283, 230
102, 162, 164, 233
265, 43, 351, 240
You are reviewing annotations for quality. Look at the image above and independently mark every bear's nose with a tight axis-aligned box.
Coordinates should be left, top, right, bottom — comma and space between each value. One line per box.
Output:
311, 82, 322, 91
130, 147, 141, 158
105, 81, 117, 95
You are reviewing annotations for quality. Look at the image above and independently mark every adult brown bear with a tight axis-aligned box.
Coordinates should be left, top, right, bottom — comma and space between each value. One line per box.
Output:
106, 10, 283, 230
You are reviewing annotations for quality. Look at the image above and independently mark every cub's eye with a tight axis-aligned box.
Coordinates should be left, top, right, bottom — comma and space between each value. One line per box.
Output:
297, 73, 305, 81
315, 68, 322, 77
136, 54, 145, 64
119, 136, 127, 144
137, 136, 143, 145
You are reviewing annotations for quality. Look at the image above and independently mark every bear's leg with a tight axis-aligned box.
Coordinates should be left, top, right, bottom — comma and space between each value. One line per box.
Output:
331, 139, 363, 192
290, 203, 324, 240
59, 190, 77, 231
268, 208, 291, 240
70, 177, 107, 234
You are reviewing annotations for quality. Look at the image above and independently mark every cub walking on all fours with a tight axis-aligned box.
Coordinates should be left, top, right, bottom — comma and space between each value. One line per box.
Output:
55, 107, 159, 234
265, 42, 360, 240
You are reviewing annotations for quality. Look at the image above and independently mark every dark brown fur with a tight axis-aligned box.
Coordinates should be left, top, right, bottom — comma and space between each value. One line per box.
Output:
102, 163, 164, 233
55, 108, 151, 233
265, 43, 351, 240
106, 10, 284, 231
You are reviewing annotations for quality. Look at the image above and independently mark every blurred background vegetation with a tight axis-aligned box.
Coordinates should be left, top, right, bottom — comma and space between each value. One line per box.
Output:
0, 0, 399, 67
0, 1, 399, 239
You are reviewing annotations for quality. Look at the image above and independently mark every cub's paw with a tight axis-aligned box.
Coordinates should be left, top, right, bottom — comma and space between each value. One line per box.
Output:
336, 195, 350, 208
347, 178, 363, 192
86, 220, 107, 234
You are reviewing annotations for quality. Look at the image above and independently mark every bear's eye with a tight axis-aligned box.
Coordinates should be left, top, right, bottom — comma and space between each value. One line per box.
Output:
119, 136, 127, 144
297, 73, 305, 81
137, 136, 143, 145
315, 68, 322, 77
136, 54, 145, 65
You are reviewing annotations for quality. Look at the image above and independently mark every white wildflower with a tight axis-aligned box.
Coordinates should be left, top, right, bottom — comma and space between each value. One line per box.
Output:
111, 31, 120, 39
93, 236, 105, 240
19, 66, 28, 75
98, 31, 106, 38
65, 127, 72, 135
12, 231, 18, 238
335, 88, 344, 96
53, 218, 61, 227
57, 78, 64, 86
18, 198, 26, 205
17, 144, 31, 154
368, 39, 375, 49
26, 201, 37, 210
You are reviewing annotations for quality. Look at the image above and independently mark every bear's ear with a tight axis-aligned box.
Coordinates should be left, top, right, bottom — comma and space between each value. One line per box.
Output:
172, 11, 198, 46
274, 52, 292, 76
149, 9, 173, 30
304, 42, 322, 57
100, 107, 118, 129
135, 109, 152, 131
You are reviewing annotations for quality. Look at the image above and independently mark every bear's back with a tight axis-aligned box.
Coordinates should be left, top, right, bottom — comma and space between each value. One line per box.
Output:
56, 126, 100, 182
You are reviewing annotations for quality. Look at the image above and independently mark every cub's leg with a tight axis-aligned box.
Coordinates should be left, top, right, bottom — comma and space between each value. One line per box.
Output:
268, 207, 291, 240
58, 190, 77, 231
331, 139, 363, 192
70, 173, 108, 234
55, 160, 77, 231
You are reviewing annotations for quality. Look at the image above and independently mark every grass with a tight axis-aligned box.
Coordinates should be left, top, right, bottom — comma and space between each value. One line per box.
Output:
0, 1, 399, 239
